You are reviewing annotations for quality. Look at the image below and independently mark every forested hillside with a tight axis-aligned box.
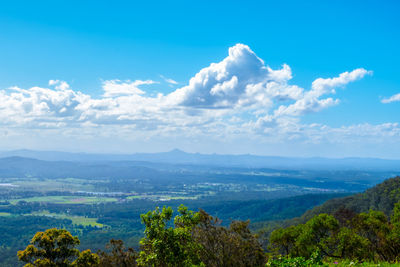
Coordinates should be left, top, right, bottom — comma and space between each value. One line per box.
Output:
300, 176, 400, 221
255, 176, 400, 230
265, 176, 400, 265
255, 176, 400, 248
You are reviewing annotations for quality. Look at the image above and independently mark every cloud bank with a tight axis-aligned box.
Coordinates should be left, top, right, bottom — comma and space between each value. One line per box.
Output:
1, 43, 396, 155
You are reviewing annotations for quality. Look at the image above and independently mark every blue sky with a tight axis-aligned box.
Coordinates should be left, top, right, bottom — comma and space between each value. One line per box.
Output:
0, 0, 399, 158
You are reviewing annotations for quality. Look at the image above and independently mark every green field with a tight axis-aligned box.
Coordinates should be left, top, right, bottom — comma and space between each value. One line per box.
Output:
126, 194, 199, 201
29, 211, 104, 227
10, 195, 118, 205
0, 177, 109, 193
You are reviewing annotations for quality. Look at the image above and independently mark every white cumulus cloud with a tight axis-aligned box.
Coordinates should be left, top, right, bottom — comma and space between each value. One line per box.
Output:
0, 43, 380, 153
167, 44, 298, 109
49, 79, 70, 90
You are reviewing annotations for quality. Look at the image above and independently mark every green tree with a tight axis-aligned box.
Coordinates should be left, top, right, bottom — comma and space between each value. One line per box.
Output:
73, 250, 100, 267
386, 201, 400, 261
332, 227, 370, 260
295, 214, 339, 257
17, 228, 99, 267
269, 215, 371, 261
351, 210, 391, 261
391, 201, 400, 225
193, 209, 265, 267
137, 205, 203, 267
268, 225, 302, 256
98, 239, 137, 267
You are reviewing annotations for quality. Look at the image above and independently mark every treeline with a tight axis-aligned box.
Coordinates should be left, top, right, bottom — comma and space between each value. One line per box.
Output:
255, 176, 400, 243
17, 202, 400, 266
300, 176, 400, 220
269, 203, 400, 262
17, 205, 266, 266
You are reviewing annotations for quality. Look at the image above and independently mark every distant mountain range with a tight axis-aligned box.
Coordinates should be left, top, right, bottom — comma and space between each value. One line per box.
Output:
0, 156, 164, 180
0, 149, 400, 171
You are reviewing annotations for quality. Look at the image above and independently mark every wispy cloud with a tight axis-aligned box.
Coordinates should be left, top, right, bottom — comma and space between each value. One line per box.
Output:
160, 75, 178, 85
382, 93, 400, 104
102, 79, 158, 97
272, 68, 371, 117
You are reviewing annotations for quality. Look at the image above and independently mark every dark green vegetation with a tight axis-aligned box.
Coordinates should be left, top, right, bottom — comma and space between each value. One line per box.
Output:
18, 206, 266, 266
0, 194, 346, 266
302, 177, 400, 220
256, 176, 400, 234
1, 155, 400, 266
259, 176, 400, 265
16, 190, 400, 266
269, 208, 400, 262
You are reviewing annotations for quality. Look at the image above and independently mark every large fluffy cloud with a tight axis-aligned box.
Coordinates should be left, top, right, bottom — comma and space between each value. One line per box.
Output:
166, 44, 302, 109
0, 84, 88, 128
0, 43, 385, 153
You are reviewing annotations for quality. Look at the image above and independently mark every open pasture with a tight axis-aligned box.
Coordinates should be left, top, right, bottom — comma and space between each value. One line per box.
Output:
10, 195, 117, 205
29, 211, 105, 227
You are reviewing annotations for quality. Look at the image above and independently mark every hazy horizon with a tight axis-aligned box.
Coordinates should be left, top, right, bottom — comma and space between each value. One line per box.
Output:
2, 147, 400, 161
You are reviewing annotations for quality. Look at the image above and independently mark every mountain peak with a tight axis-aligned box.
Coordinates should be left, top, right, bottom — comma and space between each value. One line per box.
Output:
168, 149, 187, 154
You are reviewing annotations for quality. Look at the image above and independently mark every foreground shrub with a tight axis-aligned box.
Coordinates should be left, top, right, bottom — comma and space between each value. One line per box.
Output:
266, 250, 324, 267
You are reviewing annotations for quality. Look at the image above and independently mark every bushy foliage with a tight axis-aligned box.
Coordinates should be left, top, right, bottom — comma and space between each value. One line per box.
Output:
300, 176, 400, 222
193, 209, 265, 266
97, 239, 138, 267
17, 228, 99, 267
266, 250, 324, 266
269, 200, 400, 263
137, 205, 203, 267
19, 205, 266, 267
137, 205, 266, 266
